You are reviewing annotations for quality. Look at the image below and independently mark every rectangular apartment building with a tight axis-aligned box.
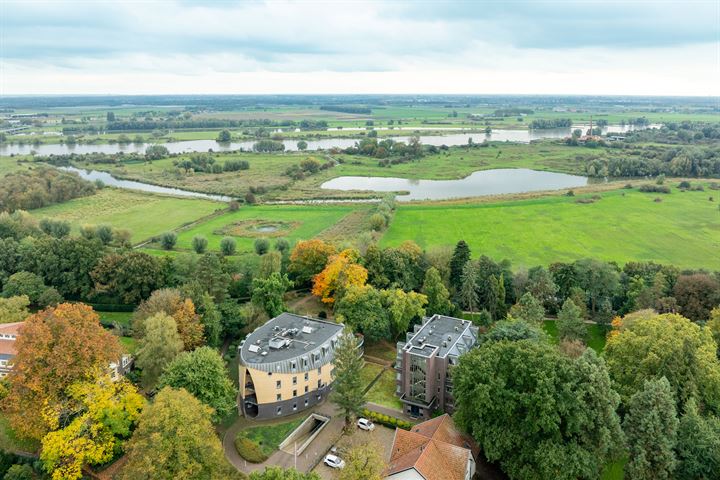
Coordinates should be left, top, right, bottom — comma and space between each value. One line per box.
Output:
238, 313, 347, 420
395, 314, 478, 419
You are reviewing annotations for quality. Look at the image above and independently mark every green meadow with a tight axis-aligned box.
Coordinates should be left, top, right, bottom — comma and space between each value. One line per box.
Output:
30, 188, 223, 243
381, 186, 720, 270
173, 204, 361, 253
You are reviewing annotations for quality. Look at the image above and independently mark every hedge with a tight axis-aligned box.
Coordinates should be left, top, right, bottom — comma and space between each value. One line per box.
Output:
234, 436, 268, 463
361, 409, 413, 430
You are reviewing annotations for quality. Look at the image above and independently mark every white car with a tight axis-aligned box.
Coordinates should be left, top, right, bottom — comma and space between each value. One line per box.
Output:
357, 418, 375, 431
324, 454, 345, 469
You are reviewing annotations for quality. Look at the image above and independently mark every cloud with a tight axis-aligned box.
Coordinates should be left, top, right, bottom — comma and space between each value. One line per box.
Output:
0, 0, 718, 94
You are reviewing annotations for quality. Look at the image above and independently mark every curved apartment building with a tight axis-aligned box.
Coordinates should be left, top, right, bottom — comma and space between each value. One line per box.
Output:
238, 313, 345, 420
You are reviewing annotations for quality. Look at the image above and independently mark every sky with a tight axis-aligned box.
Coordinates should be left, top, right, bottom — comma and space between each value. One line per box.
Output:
1, 0, 719, 96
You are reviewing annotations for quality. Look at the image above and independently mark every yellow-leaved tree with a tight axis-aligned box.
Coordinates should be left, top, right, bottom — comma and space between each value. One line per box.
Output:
312, 249, 368, 305
40, 375, 144, 480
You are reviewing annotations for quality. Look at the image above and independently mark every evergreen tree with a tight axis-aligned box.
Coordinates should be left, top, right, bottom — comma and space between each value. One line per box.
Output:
675, 398, 720, 479
557, 298, 586, 341
135, 313, 183, 389
623, 377, 678, 480
509, 292, 545, 324
449, 240, 471, 292
330, 332, 365, 428
458, 261, 479, 314
421, 267, 453, 316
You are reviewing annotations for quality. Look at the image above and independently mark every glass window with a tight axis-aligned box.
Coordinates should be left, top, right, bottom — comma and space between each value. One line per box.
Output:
293, 389, 297, 397
293, 376, 297, 385
276, 393, 281, 401
277, 407, 282, 415
276, 380, 281, 389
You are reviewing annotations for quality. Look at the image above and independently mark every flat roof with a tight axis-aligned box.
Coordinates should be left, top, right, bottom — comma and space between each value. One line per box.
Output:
404, 315, 474, 358
240, 313, 344, 365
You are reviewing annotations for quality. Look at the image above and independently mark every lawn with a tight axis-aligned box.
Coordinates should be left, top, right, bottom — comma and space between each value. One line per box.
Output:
119, 336, 138, 355
96, 311, 133, 328
366, 368, 402, 410
236, 415, 306, 459
360, 362, 385, 390
542, 320, 607, 353
30, 188, 223, 243
173, 204, 360, 253
382, 186, 720, 270
363, 340, 397, 363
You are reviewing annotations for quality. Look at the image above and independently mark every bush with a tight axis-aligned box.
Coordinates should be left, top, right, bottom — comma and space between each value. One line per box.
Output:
234, 437, 268, 463
37, 287, 62, 308
220, 237, 237, 256
254, 238, 270, 255
639, 184, 671, 194
160, 231, 177, 250
369, 213, 386, 231
228, 200, 240, 211
245, 192, 257, 204
678, 180, 692, 189
192, 235, 208, 254
274, 238, 289, 253
95, 224, 114, 244
361, 409, 412, 431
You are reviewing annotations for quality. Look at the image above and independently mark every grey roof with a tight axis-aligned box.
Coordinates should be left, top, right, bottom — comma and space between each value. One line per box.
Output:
403, 315, 478, 359
239, 313, 344, 373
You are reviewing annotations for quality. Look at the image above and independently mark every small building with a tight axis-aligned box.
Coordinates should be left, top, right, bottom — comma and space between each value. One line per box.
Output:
0, 321, 132, 380
385, 414, 479, 480
395, 315, 478, 419
238, 313, 346, 420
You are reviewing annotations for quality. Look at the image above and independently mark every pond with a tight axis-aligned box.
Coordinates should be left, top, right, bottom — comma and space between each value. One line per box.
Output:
320, 168, 590, 201
0, 124, 659, 156
58, 166, 232, 202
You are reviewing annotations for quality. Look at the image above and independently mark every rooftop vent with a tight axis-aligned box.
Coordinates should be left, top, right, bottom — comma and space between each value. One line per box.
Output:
447, 335, 452, 341
302, 325, 314, 334
261, 351, 268, 356
269, 337, 290, 349
248, 344, 261, 353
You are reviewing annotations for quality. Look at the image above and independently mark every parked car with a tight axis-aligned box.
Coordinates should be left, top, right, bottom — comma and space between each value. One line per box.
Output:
324, 454, 345, 469
357, 418, 375, 431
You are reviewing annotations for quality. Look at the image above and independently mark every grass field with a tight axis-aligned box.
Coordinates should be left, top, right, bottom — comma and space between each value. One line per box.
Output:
367, 368, 402, 410
30, 188, 223, 243
173, 204, 362, 253
382, 186, 720, 270
97, 311, 133, 328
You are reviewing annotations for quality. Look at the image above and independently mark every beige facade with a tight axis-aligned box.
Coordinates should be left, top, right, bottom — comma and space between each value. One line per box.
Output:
240, 362, 334, 405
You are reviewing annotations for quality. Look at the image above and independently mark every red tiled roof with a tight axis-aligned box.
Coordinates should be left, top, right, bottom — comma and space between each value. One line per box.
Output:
385, 414, 477, 480
0, 322, 24, 336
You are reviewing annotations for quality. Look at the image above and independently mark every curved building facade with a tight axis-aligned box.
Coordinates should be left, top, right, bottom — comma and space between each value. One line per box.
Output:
238, 313, 345, 419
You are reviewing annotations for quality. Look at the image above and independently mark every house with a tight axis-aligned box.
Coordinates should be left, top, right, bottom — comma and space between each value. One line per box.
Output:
0, 321, 133, 380
395, 315, 478, 419
238, 313, 349, 420
385, 414, 479, 480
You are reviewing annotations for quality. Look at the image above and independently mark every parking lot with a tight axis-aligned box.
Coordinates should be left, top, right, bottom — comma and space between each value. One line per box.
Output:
312, 421, 396, 480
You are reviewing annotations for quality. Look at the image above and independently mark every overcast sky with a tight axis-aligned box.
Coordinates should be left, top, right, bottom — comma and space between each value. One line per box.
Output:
1, 0, 719, 96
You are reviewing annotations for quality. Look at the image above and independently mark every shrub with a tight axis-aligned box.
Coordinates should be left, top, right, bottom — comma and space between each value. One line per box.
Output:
228, 200, 240, 211
678, 181, 691, 189
369, 213, 386, 231
220, 237, 237, 256
160, 231, 177, 250
234, 437, 268, 463
95, 224, 114, 244
192, 235, 208, 254
245, 192, 257, 204
639, 184, 671, 194
274, 238, 289, 253
254, 238, 270, 255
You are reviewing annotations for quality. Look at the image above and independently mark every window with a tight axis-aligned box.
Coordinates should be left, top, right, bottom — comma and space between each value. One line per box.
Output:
268, 371, 272, 376
277, 407, 282, 415
304, 372, 309, 381
293, 389, 297, 397
317, 379, 322, 389
304, 399, 308, 407
317, 367, 322, 375
304, 385, 308, 393
276, 393, 281, 401
293, 403, 297, 411
291, 361, 296, 371
276, 380, 281, 389
292, 376, 297, 385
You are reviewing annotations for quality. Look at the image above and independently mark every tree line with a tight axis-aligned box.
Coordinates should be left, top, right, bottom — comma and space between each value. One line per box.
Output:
0, 168, 97, 212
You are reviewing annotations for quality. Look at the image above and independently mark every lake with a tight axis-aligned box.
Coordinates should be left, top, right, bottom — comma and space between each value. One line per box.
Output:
0, 124, 658, 157
320, 169, 590, 201
58, 166, 232, 202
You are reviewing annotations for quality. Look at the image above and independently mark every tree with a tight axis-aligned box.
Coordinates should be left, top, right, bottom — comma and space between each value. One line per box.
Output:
338, 440, 386, 480
421, 267, 453, 316
288, 239, 336, 287
250, 467, 320, 480
574, 259, 619, 315
220, 237, 236, 256
458, 261, 479, 313
119, 387, 236, 480
0, 295, 30, 323
556, 298, 586, 341
132, 289, 204, 349
296, 140, 308, 151
3, 464, 34, 480
258, 251, 282, 279
312, 249, 368, 305
673, 273, 720, 322
381, 288, 427, 339
508, 292, 544, 325
708, 307, 720, 359
160, 232, 177, 250
525, 266, 558, 309
274, 238, 290, 253
330, 332, 365, 428
216, 130, 231, 142
453, 342, 623, 480
623, 377, 678, 480
675, 398, 720, 479
195, 292, 222, 348
254, 237, 270, 255
605, 312, 720, 413
334, 285, 388, 342
193, 253, 231, 303
481, 318, 547, 344
369, 213, 385, 231
40, 376, 144, 480
158, 347, 236, 422
106, 111, 115, 122
192, 235, 208, 254
251, 272, 293, 318
3, 303, 121, 440
95, 224, 113, 245
448, 240, 471, 292
91, 252, 165, 304
135, 313, 183, 389
2, 271, 46, 305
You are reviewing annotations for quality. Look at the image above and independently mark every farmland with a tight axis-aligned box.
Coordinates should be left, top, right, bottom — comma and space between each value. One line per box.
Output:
381, 185, 720, 269
30, 188, 223, 243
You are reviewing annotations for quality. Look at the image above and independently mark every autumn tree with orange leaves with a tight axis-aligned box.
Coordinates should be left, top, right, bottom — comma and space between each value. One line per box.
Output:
2, 303, 122, 440
132, 288, 204, 350
289, 239, 337, 287
312, 249, 368, 305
